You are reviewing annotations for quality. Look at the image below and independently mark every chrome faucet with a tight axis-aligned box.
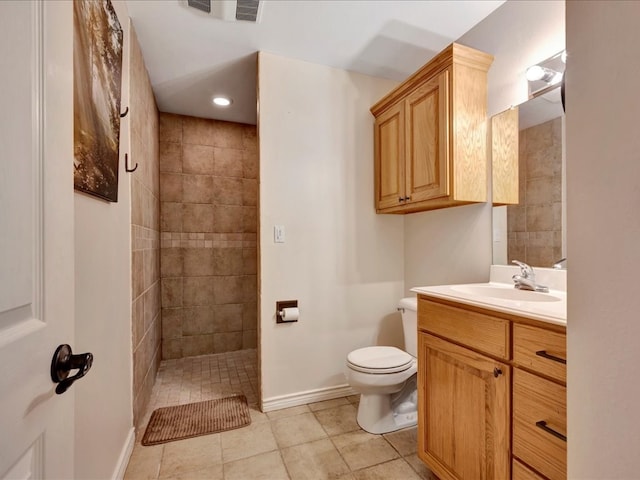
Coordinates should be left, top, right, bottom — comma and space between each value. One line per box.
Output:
512, 260, 549, 293
553, 257, 567, 269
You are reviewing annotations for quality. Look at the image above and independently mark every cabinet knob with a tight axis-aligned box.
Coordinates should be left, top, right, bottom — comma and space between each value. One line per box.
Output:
404, 196, 411, 201
493, 367, 502, 378
399, 197, 405, 203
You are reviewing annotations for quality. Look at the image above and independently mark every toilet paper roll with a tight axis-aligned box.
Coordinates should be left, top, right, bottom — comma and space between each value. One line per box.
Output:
280, 307, 299, 322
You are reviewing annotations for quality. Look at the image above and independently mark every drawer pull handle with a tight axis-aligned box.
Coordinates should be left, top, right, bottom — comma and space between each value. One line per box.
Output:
535, 350, 567, 364
536, 421, 567, 442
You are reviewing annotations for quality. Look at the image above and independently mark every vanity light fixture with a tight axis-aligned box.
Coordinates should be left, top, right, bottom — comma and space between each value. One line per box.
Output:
212, 96, 232, 107
525, 65, 562, 85
526, 51, 566, 98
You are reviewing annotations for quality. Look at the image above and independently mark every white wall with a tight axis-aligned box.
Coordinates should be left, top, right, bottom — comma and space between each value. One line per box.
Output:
567, 2, 640, 477
403, 0, 565, 293
258, 52, 405, 404
74, 1, 134, 478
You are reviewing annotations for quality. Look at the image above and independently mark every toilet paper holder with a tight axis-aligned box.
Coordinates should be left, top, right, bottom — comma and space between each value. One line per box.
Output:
276, 300, 298, 323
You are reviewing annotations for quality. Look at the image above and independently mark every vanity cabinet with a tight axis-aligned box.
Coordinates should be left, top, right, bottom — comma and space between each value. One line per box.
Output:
417, 297, 510, 480
417, 295, 567, 480
512, 324, 567, 480
371, 43, 493, 214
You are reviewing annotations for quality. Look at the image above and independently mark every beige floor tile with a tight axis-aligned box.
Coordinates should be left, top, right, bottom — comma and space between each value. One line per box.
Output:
223, 451, 290, 480
383, 426, 417, 456
124, 444, 164, 480
271, 412, 328, 448
266, 404, 310, 420
307, 397, 350, 412
313, 404, 360, 436
159, 464, 223, 480
352, 459, 421, 480
281, 438, 349, 480
158, 434, 222, 478
248, 405, 269, 423
220, 421, 278, 463
404, 454, 437, 480
332, 431, 399, 471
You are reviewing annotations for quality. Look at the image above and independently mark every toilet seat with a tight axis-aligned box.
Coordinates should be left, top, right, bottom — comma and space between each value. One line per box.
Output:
347, 346, 413, 374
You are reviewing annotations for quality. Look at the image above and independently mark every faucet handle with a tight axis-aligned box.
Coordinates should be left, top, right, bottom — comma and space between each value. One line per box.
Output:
512, 260, 534, 279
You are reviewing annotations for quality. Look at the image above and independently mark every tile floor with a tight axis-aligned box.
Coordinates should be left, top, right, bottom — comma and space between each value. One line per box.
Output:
125, 349, 436, 480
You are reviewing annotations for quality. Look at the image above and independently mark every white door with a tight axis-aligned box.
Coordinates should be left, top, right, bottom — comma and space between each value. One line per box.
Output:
0, 1, 75, 478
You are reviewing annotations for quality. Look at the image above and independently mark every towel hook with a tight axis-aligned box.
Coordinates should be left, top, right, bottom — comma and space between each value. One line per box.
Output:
125, 153, 138, 173
120, 106, 129, 118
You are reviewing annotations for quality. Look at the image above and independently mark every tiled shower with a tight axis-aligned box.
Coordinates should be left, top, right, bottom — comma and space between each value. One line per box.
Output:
158, 113, 258, 360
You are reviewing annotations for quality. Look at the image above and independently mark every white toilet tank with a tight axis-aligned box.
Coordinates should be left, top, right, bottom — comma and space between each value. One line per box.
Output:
399, 297, 418, 357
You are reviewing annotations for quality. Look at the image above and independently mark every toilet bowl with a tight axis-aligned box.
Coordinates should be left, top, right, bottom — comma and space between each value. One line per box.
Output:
345, 297, 418, 434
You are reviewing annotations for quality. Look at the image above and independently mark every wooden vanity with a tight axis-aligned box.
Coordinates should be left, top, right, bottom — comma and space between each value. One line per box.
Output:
415, 293, 567, 480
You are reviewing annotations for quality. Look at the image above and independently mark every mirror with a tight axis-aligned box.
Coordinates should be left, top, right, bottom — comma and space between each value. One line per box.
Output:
492, 87, 565, 267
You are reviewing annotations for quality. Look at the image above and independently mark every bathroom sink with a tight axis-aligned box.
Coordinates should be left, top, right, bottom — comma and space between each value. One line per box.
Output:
451, 284, 562, 303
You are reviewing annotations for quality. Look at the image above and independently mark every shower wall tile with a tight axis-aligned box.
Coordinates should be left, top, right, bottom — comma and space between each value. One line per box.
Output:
160, 173, 183, 202
213, 248, 243, 275
182, 204, 215, 233
213, 205, 243, 233
183, 276, 214, 306
212, 121, 243, 149
243, 150, 259, 179
160, 114, 257, 359
183, 144, 215, 174
507, 117, 562, 268
213, 276, 244, 305
183, 175, 214, 204
182, 306, 214, 335
159, 114, 183, 143
214, 147, 243, 177
161, 248, 183, 277
162, 308, 183, 339
213, 177, 244, 205
159, 142, 182, 173
242, 179, 258, 207
183, 117, 215, 146
130, 26, 161, 431
183, 248, 214, 276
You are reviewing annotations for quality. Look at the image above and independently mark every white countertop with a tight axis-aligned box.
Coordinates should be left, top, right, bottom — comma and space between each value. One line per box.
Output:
411, 279, 567, 327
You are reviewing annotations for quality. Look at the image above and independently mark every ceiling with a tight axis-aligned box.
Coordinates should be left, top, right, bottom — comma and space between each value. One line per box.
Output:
126, 0, 505, 125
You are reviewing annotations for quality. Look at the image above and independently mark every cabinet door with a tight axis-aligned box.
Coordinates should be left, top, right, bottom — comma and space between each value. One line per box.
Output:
405, 69, 450, 203
374, 101, 405, 210
418, 333, 510, 480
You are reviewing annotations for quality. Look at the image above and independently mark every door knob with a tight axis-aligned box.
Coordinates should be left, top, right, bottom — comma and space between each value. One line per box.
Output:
50, 344, 93, 395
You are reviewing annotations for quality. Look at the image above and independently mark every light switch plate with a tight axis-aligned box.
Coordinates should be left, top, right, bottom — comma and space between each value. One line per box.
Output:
274, 225, 285, 243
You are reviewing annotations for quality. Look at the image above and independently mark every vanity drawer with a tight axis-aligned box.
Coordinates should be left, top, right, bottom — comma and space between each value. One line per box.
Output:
513, 369, 567, 480
418, 297, 509, 359
513, 324, 566, 383
512, 459, 546, 480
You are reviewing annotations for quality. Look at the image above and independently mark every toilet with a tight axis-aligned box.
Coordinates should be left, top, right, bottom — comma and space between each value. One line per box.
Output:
345, 297, 418, 434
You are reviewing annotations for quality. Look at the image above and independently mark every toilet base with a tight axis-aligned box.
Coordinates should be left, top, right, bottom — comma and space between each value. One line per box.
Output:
355, 375, 417, 434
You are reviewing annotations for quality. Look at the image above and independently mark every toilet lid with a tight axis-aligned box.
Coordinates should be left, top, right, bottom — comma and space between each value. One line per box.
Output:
347, 346, 414, 374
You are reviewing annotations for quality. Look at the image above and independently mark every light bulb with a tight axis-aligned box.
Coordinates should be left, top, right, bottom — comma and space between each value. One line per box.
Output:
213, 96, 232, 107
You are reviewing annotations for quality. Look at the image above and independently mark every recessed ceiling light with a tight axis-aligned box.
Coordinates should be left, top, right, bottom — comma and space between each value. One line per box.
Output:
212, 96, 232, 107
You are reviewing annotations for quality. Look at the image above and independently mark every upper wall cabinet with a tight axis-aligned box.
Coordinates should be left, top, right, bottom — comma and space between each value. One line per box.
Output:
371, 43, 493, 214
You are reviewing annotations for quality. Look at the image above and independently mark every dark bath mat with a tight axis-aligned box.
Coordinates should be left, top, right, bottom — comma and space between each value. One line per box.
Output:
141, 395, 251, 446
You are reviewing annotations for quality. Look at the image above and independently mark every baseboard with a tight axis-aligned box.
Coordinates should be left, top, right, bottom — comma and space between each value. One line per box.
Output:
262, 384, 358, 412
112, 427, 135, 480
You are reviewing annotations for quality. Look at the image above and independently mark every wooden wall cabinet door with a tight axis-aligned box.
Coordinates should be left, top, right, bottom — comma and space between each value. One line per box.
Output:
418, 333, 510, 480
405, 70, 450, 204
374, 102, 405, 210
